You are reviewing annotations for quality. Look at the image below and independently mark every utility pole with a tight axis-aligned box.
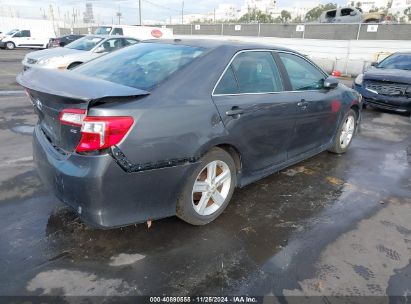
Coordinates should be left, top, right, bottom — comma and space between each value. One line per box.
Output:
139, 0, 142, 25
181, 0, 184, 24
116, 6, 122, 24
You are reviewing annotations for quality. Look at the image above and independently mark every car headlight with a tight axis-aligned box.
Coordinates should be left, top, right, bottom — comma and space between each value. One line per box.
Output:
354, 74, 364, 86
37, 57, 61, 65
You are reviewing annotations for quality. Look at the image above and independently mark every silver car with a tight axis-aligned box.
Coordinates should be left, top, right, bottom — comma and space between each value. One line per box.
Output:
22, 35, 139, 70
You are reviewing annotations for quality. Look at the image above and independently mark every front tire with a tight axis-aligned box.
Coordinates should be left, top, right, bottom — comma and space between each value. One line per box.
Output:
5, 42, 15, 50
328, 109, 357, 154
176, 148, 236, 225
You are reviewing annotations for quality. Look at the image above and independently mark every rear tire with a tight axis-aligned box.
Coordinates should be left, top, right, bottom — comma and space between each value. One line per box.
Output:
328, 109, 357, 154
5, 42, 15, 50
176, 148, 236, 225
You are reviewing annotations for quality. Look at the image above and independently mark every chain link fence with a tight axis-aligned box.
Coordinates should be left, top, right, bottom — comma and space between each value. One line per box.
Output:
161, 23, 411, 40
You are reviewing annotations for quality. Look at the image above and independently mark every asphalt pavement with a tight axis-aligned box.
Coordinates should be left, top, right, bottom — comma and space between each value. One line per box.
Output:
0, 49, 410, 300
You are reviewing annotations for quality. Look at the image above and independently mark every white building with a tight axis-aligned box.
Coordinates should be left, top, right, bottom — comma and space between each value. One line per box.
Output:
389, 0, 411, 16
215, 4, 238, 21
270, 1, 319, 20
239, 0, 277, 16
346, 0, 390, 12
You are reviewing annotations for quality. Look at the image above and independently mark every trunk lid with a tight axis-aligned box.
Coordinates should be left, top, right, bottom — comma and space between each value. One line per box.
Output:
17, 68, 149, 153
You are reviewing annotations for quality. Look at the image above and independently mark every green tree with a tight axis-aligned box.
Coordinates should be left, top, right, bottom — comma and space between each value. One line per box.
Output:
293, 15, 303, 23
404, 7, 411, 21
238, 9, 273, 23
280, 10, 292, 22
305, 3, 337, 21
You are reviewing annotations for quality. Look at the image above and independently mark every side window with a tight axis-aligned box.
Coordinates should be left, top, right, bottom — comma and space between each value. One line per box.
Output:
325, 10, 337, 18
230, 51, 283, 94
214, 66, 239, 95
112, 28, 124, 35
279, 53, 325, 91
341, 8, 353, 16
101, 39, 123, 52
124, 38, 139, 46
21, 30, 30, 37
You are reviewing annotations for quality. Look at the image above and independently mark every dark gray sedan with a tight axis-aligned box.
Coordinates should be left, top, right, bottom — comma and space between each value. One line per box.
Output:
17, 40, 362, 228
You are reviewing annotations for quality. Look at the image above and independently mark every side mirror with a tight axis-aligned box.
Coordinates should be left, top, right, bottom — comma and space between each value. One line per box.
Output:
370, 61, 378, 67
94, 46, 106, 53
324, 77, 339, 90
350, 11, 357, 16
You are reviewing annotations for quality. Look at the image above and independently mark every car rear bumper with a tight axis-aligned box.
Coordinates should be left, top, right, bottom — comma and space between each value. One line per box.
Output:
353, 84, 411, 113
33, 124, 197, 228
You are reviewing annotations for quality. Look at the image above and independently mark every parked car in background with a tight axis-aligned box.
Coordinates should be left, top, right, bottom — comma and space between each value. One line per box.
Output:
353, 52, 411, 114
94, 25, 173, 40
0, 28, 54, 50
319, 7, 362, 23
0, 28, 18, 40
48, 34, 85, 48
17, 40, 362, 228
22, 35, 139, 70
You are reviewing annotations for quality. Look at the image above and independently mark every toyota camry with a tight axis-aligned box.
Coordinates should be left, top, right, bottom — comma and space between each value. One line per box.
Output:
17, 39, 362, 228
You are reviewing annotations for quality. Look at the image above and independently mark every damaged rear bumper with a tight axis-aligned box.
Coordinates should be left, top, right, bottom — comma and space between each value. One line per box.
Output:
33, 124, 198, 228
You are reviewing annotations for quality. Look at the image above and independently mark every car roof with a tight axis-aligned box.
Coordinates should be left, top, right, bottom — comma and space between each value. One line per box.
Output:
144, 39, 294, 53
81, 34, 139, 40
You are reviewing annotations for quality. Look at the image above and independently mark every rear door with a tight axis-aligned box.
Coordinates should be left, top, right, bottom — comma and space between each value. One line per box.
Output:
212, 50, 296, 174
277, 52, 342, 158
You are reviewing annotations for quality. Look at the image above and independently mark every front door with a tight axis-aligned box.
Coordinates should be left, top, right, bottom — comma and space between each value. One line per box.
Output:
212, 50, 296, 174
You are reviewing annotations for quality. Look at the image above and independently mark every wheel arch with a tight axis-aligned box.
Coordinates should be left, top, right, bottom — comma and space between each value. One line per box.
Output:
195, 140, 243, 175
350, 104, 360, 119
67, 61, 83, 69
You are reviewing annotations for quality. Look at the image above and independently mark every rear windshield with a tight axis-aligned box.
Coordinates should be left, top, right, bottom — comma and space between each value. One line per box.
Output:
65, 36, 103, 51
377, 54, 411, 70
74, 43, 205, 91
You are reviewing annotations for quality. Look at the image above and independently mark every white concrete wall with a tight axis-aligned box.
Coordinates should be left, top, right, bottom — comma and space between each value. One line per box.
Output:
177, 35, 411, 76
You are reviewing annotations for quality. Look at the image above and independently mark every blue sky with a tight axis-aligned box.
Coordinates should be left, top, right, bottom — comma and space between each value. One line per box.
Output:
1, 0, 347, 23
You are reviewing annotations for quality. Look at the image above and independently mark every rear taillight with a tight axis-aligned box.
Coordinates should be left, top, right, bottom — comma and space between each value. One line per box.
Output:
59, 109, 134, 153
76, 116, 134, 152
59, 108, 87, 126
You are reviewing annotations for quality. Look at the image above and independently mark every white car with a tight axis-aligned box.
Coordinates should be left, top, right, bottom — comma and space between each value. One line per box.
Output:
22, 35, 139, 70
0, 29, 52, 50
94, 25, 173, 39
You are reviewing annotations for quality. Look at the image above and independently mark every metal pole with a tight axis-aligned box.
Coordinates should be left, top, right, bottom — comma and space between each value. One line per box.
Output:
356, 23, 361, 40
139, 0, 142, 25
181, 1, 184, 25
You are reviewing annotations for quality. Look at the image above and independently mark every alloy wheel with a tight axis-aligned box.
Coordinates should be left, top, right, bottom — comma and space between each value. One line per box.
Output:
340, 115, 355, 149
192, 160, 232, 216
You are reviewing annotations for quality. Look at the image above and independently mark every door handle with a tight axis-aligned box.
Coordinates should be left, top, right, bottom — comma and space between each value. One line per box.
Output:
297, 99, 308, 110
226, 108, 244, 117
297, 100, 308, 107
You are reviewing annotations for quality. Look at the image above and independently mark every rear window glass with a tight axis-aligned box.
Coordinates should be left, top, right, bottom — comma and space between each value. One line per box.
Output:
74, 43, 205, 91
377, 54, 411, 70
